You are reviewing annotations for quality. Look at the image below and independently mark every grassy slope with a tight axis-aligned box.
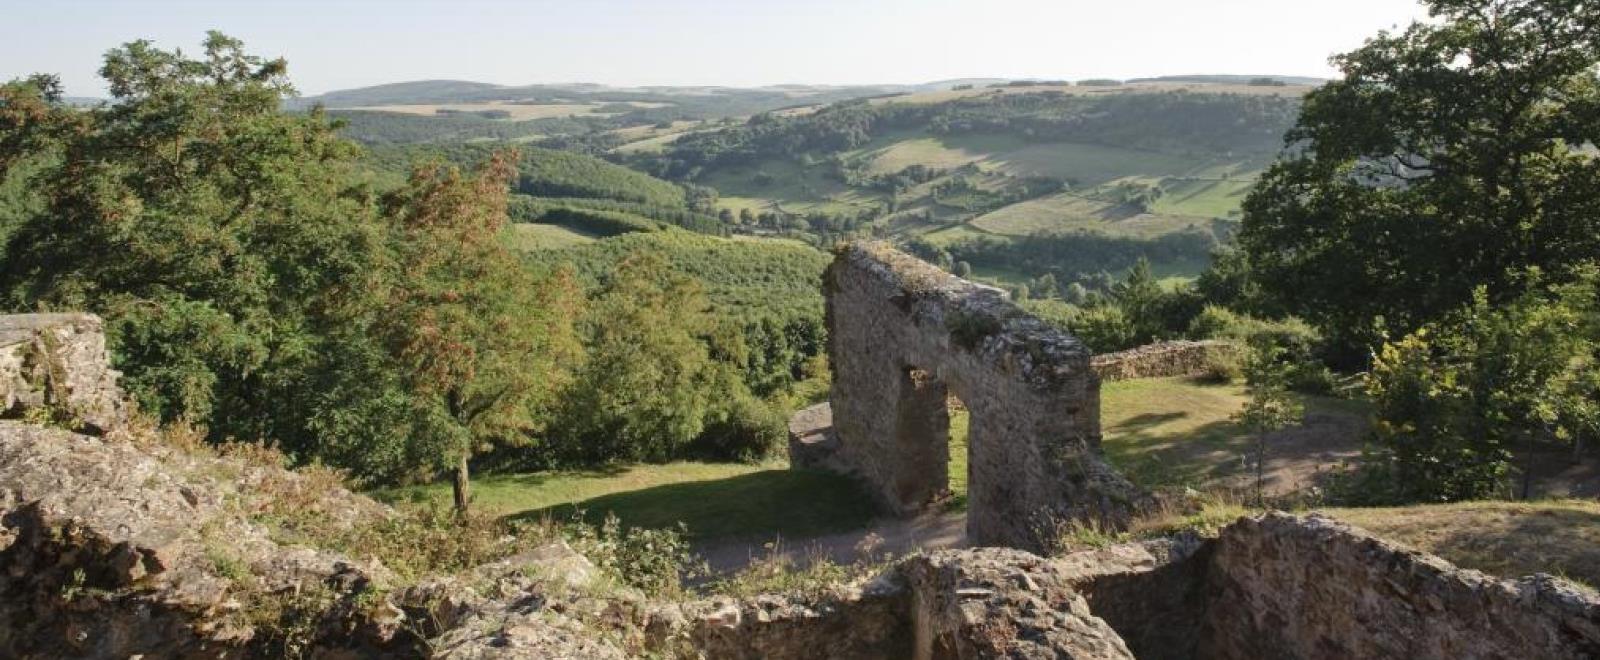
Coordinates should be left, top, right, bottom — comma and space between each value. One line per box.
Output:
967, 192, 1210, 239
504, 222, 597, 250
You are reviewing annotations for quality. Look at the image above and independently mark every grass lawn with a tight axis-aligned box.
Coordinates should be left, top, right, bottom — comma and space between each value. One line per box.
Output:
376, 461, 878, 542
1097, 377, 1369, 492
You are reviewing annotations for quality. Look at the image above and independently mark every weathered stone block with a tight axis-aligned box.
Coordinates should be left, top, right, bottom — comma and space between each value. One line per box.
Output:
0, 313, 126, 432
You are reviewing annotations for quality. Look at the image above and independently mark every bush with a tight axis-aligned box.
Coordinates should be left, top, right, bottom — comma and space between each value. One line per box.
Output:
1189, 305, 1321, 359
1071, 305, 1138, 353
695, 395, 789, 462
1286, 361, 1337, 395
1197, 348, 1244, 384
565, 513, 702, 597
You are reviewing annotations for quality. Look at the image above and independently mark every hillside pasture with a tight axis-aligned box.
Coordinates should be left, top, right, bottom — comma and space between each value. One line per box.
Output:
701, 160, 883, 216
860, 134, 1232, 189
869, 81, 1315, 107
1152, 177, 1257, 218
504, 222, 597, 251
968, 192, 1209, 239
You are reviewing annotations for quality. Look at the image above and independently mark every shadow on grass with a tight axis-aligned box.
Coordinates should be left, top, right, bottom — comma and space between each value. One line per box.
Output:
1109, 411, 1191, 433
1103, 419, 1242, 490
511, 468, 880, 542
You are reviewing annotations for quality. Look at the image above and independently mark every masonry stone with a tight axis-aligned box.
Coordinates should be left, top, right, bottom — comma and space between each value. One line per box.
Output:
797, 241, 1144, 551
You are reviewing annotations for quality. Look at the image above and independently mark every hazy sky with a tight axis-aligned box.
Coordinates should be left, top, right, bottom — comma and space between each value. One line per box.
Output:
4, 0, 1432, 97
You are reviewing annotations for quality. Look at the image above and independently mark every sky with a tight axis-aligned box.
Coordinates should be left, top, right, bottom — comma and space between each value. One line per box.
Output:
3, 0, 1433, 98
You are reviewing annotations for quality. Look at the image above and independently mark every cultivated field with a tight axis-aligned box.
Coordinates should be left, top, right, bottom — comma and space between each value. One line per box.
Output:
968, 192, 1210, 239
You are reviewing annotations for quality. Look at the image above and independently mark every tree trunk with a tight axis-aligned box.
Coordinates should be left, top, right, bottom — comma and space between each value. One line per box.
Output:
452, 453, 471, 516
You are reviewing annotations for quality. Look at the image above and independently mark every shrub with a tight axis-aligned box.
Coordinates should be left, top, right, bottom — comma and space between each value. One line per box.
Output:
1197, 348, 1244, 384
1189, 305, 1320, 359
1286, 361, 1337, 395
565, 513, 702, 597
695, 395, 789, 462
1068, 305, 1138, 353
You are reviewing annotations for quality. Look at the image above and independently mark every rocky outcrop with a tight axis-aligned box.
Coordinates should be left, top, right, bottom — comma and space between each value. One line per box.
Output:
1090, 340, 1236, 382
0, 422, 405, 658
810, 242, 1143, 552
0, 314, 126, 432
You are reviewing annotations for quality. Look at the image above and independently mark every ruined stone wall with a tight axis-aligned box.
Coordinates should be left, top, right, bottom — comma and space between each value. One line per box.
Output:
1090, 340, 1236, 382
806, 242, 1142, 551
0, 313, 126, 432
1198, 513, 1600, 659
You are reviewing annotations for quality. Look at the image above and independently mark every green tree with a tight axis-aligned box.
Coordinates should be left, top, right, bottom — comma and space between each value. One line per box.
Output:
0, 34, 390, 452
1239, 0, 1600, 355
1234, 346, 1304, 507
558, 251, 733, 463
1112, 257, 1166, 344
1364, 276, 1597, 502
378, 151, 581, 513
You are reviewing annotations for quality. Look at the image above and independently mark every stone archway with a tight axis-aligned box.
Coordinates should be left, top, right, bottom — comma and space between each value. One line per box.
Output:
789, 242, 1143, 551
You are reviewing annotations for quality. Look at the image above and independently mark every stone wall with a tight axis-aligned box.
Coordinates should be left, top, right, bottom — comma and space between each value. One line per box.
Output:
1199, 513, 1600, 659
803, 242, 1143, 551
0, 313, 126, 432
1090, 340, 1235, 382
1050, 513, 1600, 659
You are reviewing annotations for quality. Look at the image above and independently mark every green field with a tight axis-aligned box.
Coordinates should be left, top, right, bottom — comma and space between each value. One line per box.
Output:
968, 192, 1209, 239
505, 222, 598, 251
701, 159, 880, 216
1152, 178, 1256, 218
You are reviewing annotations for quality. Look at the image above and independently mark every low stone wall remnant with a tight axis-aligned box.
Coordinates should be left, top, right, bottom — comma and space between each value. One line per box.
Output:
1090, 340, 1236, 382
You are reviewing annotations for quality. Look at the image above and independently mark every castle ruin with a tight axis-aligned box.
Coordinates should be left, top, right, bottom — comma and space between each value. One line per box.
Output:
791, 242, 1144, 551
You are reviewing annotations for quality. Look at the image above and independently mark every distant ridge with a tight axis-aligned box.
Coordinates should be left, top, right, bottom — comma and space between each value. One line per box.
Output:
1126, 74, 1326, 86
290, 75, 1325, 112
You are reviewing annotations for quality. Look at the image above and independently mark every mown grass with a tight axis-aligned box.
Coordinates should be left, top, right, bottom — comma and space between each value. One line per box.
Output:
1098, 377, 1368, 490
376, 461, 877, 542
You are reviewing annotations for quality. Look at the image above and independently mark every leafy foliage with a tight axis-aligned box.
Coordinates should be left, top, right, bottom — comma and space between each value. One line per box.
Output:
375, 152, 582, 510
1364, 277, 1598, 503
1239, 0, 1600, 354
368, 143, 688, 207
